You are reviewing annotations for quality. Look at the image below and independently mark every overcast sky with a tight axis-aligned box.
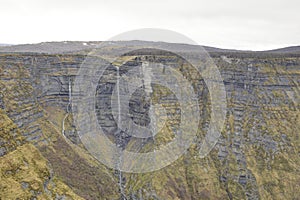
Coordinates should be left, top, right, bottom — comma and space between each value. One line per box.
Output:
1, 0, 299, 50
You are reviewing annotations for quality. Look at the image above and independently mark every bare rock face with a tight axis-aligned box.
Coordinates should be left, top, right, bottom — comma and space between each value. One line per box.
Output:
0, 42, 299, 199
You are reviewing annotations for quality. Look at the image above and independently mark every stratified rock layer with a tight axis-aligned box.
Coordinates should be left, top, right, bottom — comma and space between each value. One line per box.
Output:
0, 43, 299, 199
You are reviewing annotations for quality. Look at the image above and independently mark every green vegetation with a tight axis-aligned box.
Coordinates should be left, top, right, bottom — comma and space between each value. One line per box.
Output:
0, 143, 84, 200
0, 51, 299, 199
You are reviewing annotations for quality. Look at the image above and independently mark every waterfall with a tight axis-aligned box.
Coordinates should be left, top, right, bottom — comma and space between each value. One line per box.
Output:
142, 60, 157, 142
68, 76, 72, 112
142, 61, 153, 97
62, 77, 72, 139
142, 61, 157, 192
116, 67, 126, 199
117, 67, 121, 126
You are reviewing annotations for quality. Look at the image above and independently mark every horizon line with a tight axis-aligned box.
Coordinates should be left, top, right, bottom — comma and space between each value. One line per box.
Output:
1, 40, 300, 52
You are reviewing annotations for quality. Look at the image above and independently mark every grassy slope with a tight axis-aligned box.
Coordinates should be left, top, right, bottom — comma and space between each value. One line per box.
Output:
0, 109, 83, 200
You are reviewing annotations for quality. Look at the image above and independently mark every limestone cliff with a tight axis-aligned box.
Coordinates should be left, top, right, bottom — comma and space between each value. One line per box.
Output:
0, 42, 299, 199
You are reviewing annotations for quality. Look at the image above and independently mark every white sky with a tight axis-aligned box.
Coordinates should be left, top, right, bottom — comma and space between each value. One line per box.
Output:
1, 0, 299, 50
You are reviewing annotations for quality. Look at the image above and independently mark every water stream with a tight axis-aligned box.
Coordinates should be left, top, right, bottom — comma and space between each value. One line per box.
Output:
62, 77, 72, 139
116, 67, 126, 199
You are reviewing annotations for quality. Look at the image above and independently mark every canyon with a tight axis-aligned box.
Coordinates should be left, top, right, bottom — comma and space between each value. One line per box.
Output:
0, 42, 299, 199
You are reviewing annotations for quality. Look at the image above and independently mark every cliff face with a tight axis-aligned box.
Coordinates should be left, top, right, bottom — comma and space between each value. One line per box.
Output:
0, 53, 120, 199
0, 43, 299, 200
0, 108, 84, 199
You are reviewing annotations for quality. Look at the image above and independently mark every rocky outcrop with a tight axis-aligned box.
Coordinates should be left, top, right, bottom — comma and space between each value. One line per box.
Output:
0, 42, 299, 199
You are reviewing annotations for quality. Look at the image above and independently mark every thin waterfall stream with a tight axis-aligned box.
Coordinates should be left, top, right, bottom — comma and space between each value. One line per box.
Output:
116, 66, 126, 199
62, 77, 72, 138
